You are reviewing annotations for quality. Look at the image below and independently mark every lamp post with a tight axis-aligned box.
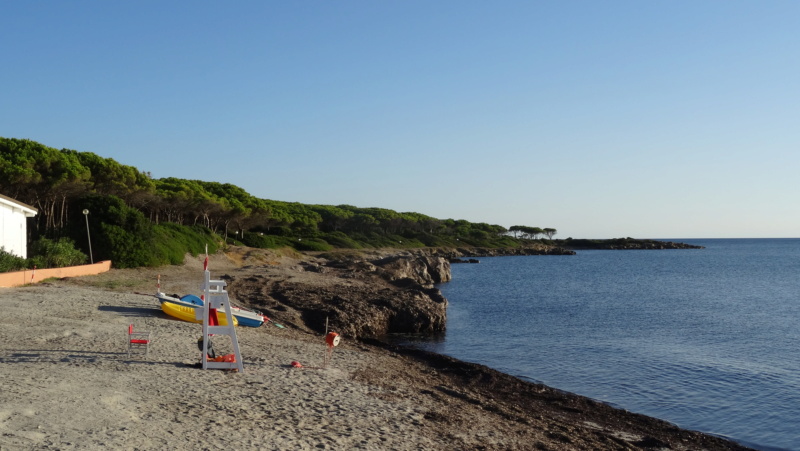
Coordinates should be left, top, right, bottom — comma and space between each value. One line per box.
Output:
82, 209, 93, 264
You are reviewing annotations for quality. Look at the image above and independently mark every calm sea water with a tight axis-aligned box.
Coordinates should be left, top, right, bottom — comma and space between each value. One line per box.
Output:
400, 239, 800, 451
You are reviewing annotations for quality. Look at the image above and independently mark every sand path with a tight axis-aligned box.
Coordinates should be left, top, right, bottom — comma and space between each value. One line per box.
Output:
0, 283, 452, 450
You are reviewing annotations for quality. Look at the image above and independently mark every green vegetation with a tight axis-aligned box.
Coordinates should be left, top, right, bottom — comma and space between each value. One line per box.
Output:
0, 248, 28, 272
0, 237, 87, 272
28, 237, 87, 268
509, 226, 557, 240
1, 137, 558, 269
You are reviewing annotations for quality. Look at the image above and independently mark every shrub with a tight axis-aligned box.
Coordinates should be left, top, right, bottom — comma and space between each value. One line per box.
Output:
409, 233, 451, 247
0, 247, 27, 272
28, 237, 88, 268
99, 223, 155, 268
73, 194, 154, 267
320, 231, 363, 249
72, 195, 224, 268
241, 233, 295, 249
293, 238, 332, 252
151, 223, 220, 265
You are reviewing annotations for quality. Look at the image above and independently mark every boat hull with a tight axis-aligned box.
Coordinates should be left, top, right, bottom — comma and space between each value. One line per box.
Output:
156, 292, 265, 327
230, 308, 266, 327
161, 301, 238, 326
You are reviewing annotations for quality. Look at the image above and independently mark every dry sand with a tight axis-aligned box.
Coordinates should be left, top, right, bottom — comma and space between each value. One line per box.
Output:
0, 251, 751, 450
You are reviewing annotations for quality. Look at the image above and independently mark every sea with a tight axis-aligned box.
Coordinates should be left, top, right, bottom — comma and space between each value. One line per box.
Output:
395, 239, 800, 451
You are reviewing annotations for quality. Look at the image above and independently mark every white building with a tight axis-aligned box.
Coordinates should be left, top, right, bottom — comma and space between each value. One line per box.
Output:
0, 194, 38, 258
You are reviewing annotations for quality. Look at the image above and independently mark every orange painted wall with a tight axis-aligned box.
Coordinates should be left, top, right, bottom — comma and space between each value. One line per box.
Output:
0, 260, 112, 288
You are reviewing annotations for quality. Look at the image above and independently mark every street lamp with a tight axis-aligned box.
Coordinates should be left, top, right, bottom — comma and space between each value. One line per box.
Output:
82, 209, 93, 264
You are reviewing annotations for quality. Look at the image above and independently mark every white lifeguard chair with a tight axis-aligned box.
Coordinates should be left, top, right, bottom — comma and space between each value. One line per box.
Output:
196, 268, 244, 373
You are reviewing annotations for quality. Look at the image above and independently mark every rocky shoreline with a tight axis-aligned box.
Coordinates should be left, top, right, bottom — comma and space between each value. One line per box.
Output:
9, 244, 751, 450
225, 239, 702, 339
228, 251, 452, 339
225, 246, 746, 448
222, 244, 751, 450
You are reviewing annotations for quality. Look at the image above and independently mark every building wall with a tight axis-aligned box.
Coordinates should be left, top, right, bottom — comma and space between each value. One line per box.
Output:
0, 196, 37, 258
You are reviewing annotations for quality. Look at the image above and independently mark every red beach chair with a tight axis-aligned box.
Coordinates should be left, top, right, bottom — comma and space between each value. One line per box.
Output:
127, 324, 151, 358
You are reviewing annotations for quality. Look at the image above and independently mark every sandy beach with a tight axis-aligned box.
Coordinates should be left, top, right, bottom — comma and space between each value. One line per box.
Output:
0, 250, 751, 450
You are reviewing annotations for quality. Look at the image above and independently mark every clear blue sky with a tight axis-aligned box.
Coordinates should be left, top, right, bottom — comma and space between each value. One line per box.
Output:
3, 1, 798, 238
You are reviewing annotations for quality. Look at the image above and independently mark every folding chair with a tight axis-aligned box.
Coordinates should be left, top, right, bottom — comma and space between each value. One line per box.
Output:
127, 324, 151, 358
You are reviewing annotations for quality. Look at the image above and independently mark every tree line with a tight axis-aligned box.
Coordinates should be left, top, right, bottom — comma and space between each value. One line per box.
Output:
508, 225, 557, 240
1, 137, 555, 267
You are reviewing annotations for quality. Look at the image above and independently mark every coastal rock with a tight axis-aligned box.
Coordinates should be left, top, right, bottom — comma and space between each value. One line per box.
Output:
421, 254, 453, 283
450, 258, 480, 264
448, 246, 576, 257
373, 254, 452, 286
228, 254, 450, 339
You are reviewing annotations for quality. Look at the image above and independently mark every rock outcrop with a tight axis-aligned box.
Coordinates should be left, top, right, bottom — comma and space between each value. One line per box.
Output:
228, 254, 450, 339
372, 254, 452, 286
416, 246, 575, 259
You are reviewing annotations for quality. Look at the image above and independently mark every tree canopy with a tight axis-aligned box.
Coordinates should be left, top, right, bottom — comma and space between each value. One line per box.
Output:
1, 137, 557, 265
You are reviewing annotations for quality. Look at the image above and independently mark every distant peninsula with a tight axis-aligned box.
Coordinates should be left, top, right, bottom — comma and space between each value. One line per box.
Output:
435, 239, 704, 261
557, 237, 704, 250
